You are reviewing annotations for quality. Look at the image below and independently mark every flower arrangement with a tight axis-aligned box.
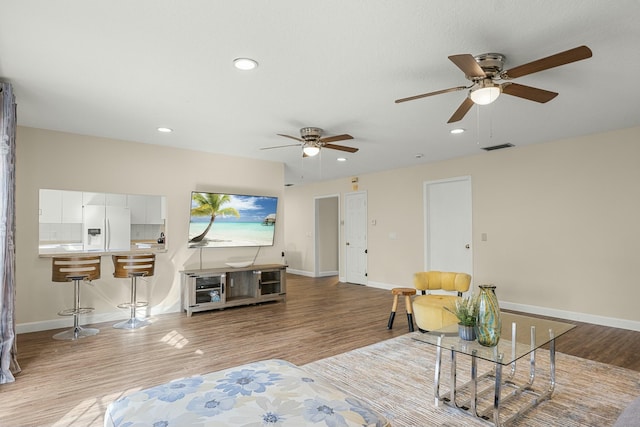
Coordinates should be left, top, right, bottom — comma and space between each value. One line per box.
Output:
444, 294, 479, 326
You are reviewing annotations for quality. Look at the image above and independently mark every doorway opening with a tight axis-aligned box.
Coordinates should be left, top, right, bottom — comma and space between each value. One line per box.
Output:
314, 195, 340, 277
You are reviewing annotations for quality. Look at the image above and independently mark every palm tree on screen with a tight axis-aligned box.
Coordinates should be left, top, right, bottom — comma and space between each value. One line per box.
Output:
189, 193, 240, 243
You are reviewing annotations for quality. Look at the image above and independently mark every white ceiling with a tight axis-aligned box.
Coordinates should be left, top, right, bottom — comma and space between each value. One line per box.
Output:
2, 1, 639, 185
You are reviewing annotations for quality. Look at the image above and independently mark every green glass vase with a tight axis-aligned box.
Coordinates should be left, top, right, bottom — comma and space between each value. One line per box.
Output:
476, 284, 501, 347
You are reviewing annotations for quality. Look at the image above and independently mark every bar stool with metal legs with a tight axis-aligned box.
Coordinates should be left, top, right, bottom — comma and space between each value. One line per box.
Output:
112, 253, 155, 329
51, 255, 101, 340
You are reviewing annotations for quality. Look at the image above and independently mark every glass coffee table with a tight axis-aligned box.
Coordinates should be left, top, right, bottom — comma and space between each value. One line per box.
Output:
412, 312, 575, 426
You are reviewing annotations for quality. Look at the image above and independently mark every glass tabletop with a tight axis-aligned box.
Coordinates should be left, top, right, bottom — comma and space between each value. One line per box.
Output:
411, 312, 575, 365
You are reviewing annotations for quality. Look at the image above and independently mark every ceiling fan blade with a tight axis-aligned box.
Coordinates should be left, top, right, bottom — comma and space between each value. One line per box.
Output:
447, 97, 475, 123
501, 45, 592, 79
323, 143, 359, 153
448, 54, 486, 78
501, 82, 558, 103
277, 133, 304, 142
395, 86, 467, 103
319, 134, 353, 143
260, 143, 301, 150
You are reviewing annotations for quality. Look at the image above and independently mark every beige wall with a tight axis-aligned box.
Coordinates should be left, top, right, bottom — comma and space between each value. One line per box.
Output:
15, 127, 285, 331
283, 127, 640, 330
16, 126, 639, 331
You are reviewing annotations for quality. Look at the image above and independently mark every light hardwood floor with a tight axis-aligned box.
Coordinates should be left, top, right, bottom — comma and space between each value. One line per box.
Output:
1, 274, 639, 426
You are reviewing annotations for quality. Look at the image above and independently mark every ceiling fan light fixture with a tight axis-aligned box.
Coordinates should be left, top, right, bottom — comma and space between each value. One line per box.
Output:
469, 81, 501, 105
303, 145, 320, 157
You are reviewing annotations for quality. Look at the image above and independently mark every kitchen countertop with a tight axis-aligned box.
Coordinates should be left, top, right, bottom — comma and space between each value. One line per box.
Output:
38, 242, 167, 257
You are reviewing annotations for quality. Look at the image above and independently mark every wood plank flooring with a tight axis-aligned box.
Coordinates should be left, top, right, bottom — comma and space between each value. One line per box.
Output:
1, 274, 639, 426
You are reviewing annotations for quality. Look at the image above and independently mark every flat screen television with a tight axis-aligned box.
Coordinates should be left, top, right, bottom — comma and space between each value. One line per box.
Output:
188, 191, 278, 248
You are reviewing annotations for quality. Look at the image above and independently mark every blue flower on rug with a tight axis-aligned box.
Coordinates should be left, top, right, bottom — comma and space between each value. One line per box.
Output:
216, 368, 281, 396
303, 397, 350, 426
144, 376, 204, 402
220, 394, 302, 425
186, 390, 236, 417
262, 411, 283, 424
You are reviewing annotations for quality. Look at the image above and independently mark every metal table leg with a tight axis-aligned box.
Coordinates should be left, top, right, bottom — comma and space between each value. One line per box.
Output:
431, 326, 561, 426
434, 335, 444, 406
493, 353, 504, 426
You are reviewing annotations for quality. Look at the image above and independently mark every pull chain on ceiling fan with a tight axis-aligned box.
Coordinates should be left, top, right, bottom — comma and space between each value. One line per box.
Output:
395, 45, 593, 123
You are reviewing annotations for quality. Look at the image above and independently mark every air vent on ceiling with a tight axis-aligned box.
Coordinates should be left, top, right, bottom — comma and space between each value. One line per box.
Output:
482, 143, 514, 151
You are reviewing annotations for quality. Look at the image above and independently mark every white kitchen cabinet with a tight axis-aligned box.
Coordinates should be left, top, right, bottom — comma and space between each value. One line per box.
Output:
106, 193, 127, 207
39, 189, 83, 224
83, 192, 105, 206
128, 195, 164, 225
127, 195, 147, 224
39, 189, 62, 223
61, 191, 83, 223
146, 195, 164, 224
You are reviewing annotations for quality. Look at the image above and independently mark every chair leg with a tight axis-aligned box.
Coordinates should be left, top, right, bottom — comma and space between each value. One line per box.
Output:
387, 294, 399, 329
387, 311, 396, 329
405, 295, 415, 332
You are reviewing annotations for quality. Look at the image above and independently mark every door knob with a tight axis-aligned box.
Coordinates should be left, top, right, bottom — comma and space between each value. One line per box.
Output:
346, 242, 350, 246
465, 244, 470, 249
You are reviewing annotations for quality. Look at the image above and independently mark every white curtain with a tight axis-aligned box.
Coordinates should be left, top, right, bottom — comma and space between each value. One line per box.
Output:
0, 82, 20, 383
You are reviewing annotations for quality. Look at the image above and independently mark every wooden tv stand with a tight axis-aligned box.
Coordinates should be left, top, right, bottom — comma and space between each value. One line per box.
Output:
181, 264, 286, 316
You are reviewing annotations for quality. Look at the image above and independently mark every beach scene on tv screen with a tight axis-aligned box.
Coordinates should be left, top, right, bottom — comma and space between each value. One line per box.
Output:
189, 193, 277, 248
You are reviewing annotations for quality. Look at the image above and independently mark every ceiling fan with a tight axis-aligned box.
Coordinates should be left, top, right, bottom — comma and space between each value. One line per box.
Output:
395, 45, 592, 123
261, 127, 357, 157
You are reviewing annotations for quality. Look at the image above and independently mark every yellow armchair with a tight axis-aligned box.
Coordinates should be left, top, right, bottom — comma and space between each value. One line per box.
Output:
412, 271, 472, 332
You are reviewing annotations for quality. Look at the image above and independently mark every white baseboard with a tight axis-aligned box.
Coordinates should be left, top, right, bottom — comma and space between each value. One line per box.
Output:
364, 281, 640, 332
285, 268, 338, 278
500, 301, 640, 332
285, 268, 314, 277
16, 305, 181, 334
318, 270, 338, 277
365, 281, 395, 290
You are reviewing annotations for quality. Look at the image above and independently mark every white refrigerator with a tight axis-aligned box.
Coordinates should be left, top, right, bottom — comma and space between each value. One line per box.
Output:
83, 205, 131, 251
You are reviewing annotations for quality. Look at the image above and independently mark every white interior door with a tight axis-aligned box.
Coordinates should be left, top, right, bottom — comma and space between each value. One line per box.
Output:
345, 191, 367, 285
424, 176, 473, 280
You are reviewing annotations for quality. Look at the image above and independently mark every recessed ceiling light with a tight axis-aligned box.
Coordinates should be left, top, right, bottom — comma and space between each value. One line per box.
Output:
157, 127, 173, 133
450, 128, 465, 134
233, 58, 258, 70
337, 157, 347, 162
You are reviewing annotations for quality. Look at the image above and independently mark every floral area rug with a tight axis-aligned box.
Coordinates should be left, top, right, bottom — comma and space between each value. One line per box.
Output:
302, 333, 640, 426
